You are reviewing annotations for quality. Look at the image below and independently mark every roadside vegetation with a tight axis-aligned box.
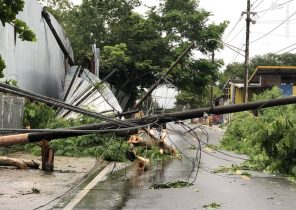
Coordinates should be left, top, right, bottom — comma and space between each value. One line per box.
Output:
2, 100, 172, 162
221, 87, 296, 177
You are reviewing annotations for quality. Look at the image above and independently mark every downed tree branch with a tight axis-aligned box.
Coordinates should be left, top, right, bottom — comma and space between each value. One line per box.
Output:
135, 156, 150, 171
0, 156, 40, 169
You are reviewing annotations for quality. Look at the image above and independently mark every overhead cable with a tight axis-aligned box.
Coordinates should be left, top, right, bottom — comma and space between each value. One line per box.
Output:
224, 15, 244, 41
0, 121, 155, 135
250, 11, 296, 43
224, 44, 245, 57
228, 25, 246, 43
256, 0, 295, 13
251, 0, 265, 10
281, 46, 296, 54
274, 42, 296, 54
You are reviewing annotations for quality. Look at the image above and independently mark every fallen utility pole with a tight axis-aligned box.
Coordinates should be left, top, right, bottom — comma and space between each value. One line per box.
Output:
42, 8, 75, 66
1, 95, 296, 146
134, 43, 194, 109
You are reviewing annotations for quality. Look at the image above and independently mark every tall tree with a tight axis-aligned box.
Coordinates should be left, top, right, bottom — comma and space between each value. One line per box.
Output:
159, 0, 227, 108
52, 0, 227, 109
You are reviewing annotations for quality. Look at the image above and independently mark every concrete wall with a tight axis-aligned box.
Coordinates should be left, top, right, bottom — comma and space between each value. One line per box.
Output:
0, 94, 25, 129
0, 0, 73, 99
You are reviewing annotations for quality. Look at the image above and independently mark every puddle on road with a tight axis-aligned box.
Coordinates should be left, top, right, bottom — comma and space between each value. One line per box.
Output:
73, 156, 197, 210
73, 130, 200, 210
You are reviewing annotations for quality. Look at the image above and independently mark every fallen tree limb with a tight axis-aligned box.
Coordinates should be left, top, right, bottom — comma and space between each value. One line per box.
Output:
0, 157, 40, 169
128, 130, 176, 155
135, 156, 150, 171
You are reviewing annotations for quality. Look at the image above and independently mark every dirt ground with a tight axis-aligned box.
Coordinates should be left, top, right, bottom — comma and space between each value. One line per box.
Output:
0, 152, 106, 210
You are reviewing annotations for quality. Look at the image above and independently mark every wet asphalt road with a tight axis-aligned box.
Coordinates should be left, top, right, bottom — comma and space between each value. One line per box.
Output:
73, 123, 296, 210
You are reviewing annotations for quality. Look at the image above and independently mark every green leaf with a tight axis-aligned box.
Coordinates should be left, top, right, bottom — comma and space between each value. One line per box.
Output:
0, 55, 5, 78
13, 19, 37, 42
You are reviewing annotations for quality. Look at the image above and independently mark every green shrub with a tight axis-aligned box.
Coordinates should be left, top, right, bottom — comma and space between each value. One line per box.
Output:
221, 87, 296, 176
18, 101, 175, 162
19, 101, 130, 160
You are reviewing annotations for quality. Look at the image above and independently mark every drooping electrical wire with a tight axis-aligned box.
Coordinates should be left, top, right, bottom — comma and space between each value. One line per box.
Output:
33, 127, 121, 210
224, 43, 245, 57
231, 38, 245, 63
224, 15, 244, 41
0, 121, 156, 135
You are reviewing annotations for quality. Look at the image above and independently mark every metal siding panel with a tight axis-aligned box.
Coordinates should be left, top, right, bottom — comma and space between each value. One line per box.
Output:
0, 96, 3, 128
0, 0, 73, 99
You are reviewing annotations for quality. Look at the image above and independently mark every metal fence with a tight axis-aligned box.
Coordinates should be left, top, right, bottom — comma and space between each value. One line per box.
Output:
0, 94, 25, 129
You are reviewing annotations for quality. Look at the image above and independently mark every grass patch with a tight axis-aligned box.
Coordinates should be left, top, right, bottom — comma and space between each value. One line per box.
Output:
203, 202, 221, 209
287, 176, 296, 183
188, 145, 197, 150
206, 144, 221, 150
212, 164, 252, 177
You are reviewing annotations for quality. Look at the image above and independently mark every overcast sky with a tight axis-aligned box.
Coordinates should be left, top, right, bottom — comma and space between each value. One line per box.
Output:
72, 0, 296, 66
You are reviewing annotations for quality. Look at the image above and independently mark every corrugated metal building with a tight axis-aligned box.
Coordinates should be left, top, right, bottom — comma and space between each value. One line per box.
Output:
0, 0, 73, 99
0, 0, 123, 117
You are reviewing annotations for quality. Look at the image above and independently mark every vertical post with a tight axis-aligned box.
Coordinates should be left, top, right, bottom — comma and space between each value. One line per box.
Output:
210, 51, 214, 109
244, 0, 251, 103
209, 51, 215, 127
41, 140, 54, 171
92, 44, 100, 77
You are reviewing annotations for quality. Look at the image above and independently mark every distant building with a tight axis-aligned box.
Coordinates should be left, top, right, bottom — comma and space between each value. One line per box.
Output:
222, 79, 245, 105
249, 66, 296, 96
221, 66, 296, 106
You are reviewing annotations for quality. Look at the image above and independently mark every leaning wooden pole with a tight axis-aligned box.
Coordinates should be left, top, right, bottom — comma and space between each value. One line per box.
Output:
1, 95, 296, 146
134, 43, 194, 109
41, 8, 75, 66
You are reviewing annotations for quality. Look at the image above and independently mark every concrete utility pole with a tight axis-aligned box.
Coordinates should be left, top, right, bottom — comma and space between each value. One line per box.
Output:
242, 0, 256, 103
243, 0, 251, 103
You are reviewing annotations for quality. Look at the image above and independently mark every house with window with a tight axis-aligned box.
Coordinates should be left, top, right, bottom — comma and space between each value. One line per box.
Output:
222, 66, 296, 105
248, 66, 296, 96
